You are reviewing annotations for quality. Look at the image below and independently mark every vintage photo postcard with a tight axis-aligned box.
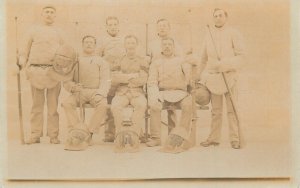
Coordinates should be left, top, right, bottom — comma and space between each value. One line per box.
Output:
4, 0, 291, 181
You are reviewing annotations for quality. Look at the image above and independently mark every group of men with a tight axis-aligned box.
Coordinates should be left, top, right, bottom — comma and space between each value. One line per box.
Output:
16, 5, 245, 152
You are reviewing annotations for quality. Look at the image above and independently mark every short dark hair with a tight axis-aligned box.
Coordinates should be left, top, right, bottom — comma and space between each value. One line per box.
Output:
124, 35, 138, 44
213, 8, 228, 17
161, 37, 174, 44
156, 18, 170, 27
106, 16, 119, 25
82, 35, 97, 44
42, 5, 56, 12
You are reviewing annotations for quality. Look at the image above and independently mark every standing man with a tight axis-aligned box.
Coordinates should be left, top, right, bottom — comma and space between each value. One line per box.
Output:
111, 35, 148, 151
146, 37, 193, 149
62, 35, 111, 144
98, 16, 126, 142
198, 8, 245, 149
18, 6, 65, 144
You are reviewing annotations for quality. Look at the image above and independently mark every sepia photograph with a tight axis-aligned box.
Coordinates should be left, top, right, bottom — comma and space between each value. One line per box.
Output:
4, 0, 291, 182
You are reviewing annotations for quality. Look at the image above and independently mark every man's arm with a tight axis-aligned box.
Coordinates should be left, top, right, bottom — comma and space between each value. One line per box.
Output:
63, 66, 78, 93
181, 61, 192, 86
128, 59, 149, 87
18, 28, 34, 68
111, 72, 139, 84
97, 60, 111, 97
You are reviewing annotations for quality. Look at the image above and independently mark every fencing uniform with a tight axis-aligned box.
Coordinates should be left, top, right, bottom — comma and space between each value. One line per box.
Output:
111, 55, 148, 137
147, 55, 193, 145
148, 37, 184, 134
62, 55, 111, 133
199, 25, 245, 145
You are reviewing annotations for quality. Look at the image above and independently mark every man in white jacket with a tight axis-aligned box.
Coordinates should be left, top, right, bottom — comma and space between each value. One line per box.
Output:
147, 37, 193, 148
198, 8, 245, 149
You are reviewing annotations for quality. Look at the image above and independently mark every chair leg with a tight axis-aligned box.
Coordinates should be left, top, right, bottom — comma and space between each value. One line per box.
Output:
145, 109, 149, 141
189, 103, 198, 147
82, 106, 85, 122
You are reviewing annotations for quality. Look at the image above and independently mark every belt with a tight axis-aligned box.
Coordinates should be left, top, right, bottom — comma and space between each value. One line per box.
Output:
30, 64, 53, 67
159, 88, 187, 91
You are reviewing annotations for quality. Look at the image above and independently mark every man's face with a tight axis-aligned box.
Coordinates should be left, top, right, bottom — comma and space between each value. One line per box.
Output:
41, 8, 56, 25
161, 39, 174, 57
82, 37, 96, 54
157, 20, 170, 38
106, 19, 119, 37
213, 9, 227, 28
124, 37, 137, 52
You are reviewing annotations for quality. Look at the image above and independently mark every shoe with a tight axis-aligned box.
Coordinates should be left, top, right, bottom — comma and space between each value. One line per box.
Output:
231, 141, 240, 149
102, 134, 115, 142
200, 140, 219, 147
29, 137, 40, 144
50, 137, 60, 144
146, 138, 161, 147
140, 136, 148, 143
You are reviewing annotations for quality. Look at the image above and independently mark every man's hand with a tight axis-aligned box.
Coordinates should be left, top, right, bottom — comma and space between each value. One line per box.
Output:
158, 93, 165, 103
128, 73, 139, 81
71, 83, 83, 93
18, 56, 27, 70
92, 92, 104, 104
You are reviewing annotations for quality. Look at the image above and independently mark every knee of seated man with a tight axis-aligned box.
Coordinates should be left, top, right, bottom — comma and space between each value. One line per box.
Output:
111, 102, 124, 112
93, 95, 107, 107
149, 102, 161, 112
212, 107, 223, 115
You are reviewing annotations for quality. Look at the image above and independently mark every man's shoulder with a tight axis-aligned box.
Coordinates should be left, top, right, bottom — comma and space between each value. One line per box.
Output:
27, 24, 45, 34
26, 24, 60, 36
81, 55, 107, 66
102, 34, 124, 43
225, 26, 241, 35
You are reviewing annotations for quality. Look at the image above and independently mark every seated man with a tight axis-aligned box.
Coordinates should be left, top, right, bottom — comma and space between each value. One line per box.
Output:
111, 35, 148, 152
147, 37, 193, 153
62, 35, 111, 148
